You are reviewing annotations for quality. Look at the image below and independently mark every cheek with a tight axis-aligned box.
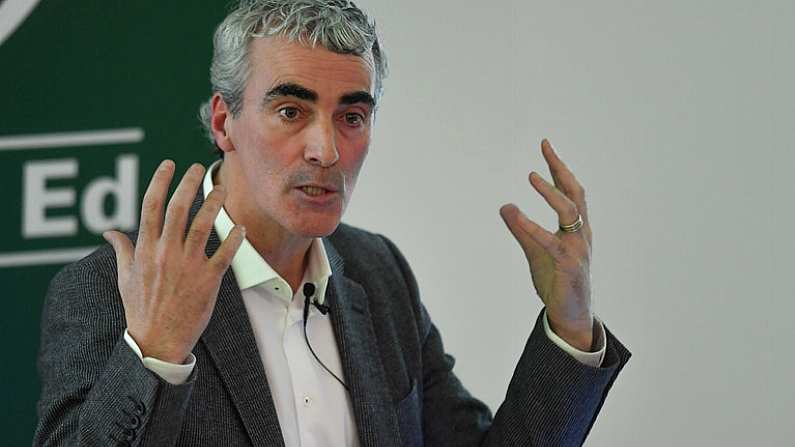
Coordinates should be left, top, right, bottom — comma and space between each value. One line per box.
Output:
235, 147, 291, 201
235, 125, 291, 176
341, 142, 369, 189
344, 126, 370, 159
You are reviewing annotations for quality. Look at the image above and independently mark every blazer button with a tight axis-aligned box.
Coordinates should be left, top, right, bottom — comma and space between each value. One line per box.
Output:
134, 400, 146, 416
126, 395, 146, 416
122, 428, 135, 441
128, 414, 141, 429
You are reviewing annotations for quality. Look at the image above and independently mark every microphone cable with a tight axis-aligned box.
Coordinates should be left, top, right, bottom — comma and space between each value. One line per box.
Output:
302, 282, 350, 393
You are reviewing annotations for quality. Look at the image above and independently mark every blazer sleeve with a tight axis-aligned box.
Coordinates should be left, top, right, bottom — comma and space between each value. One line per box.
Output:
34, 246, 196, 447
379, 236, 631, 447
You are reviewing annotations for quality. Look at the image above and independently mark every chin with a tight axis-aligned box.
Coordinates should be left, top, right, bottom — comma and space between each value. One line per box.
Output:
287, 216, 341, 238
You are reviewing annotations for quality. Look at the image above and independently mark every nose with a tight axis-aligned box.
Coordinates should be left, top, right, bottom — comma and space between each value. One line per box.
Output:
304, 119, 339, 167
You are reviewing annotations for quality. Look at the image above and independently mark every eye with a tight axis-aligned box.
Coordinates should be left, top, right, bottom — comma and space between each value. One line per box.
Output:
278, 106, 301, 121
344, 112, 365, 126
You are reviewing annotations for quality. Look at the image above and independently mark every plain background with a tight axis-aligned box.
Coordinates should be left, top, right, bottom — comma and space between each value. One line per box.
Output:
342, 1, 795, 445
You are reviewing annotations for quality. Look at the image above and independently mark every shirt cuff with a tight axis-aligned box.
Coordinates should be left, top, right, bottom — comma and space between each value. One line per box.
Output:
542, 310, 606, 368
123, 329, 196, 385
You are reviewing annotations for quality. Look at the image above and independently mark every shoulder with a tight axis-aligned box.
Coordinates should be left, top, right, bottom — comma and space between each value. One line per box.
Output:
43, 236, 131, 326
49, 232, 137, 292
49, 243, 118, 293
327, 222, 431, 337
327, 222, 412, 285
327, 222, 393, 260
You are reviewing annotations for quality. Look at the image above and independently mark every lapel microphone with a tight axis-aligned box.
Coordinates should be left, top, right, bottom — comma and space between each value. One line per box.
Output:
302, 282, 316, 298
302, 283, 330, 316
301, 282, 350, 392
302, 283, 316, 322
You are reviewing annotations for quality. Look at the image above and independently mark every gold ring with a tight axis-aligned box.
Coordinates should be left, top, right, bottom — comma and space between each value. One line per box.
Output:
559, 214, 583, 233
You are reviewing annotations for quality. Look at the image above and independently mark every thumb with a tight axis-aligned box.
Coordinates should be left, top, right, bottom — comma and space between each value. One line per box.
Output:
102, 230, 134, 274
500, 204, 540, 256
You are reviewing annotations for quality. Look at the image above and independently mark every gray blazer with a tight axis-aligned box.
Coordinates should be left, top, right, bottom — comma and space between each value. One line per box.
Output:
35, 193, 630, 446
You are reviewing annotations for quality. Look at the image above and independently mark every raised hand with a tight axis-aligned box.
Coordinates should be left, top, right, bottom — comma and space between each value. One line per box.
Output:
103, 160, 245, 364
499, 139, 595, 351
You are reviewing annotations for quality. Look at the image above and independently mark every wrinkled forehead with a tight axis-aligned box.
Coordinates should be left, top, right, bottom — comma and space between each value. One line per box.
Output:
247, 35, 375, 99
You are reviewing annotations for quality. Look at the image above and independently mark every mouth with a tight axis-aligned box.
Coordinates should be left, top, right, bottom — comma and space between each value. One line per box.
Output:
293, 184, 341, 206
296, 181, 340, 194
298, 185, 333, 197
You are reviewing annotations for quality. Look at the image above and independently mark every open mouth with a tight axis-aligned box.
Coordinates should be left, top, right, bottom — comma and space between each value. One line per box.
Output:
299, 186, 331, 197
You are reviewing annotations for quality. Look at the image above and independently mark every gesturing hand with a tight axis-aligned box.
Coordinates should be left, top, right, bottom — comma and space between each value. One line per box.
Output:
103, 160, 245, 364
499, 139, 595, 351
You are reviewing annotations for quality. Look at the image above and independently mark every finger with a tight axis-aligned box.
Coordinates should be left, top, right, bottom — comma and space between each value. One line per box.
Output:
541, 139, 589, 221
209, 224, 246, 274
528, 171, 581, 229
162, 163, 206, 244
103, 230, 135, 274
137, 160, 175, 250
185, 185, 226, 254
499, 204, 558, 257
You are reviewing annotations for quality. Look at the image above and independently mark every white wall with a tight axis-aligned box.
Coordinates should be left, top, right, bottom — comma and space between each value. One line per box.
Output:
344, 1, 795, 445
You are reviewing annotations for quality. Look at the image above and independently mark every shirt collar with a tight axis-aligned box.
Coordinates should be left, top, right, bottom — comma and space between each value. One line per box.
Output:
202, 160, 332, 305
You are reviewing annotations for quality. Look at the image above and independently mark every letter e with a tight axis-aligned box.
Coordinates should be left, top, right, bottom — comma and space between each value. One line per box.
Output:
22, 159, 79, 238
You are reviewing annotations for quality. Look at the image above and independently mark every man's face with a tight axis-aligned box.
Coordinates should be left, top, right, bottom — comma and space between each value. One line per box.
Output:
220, 36, 375, 239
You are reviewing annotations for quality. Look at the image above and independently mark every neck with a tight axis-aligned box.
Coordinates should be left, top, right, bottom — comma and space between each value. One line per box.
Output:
214, 161, 312, 294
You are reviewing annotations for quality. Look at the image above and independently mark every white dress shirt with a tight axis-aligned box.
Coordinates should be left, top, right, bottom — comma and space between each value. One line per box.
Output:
123, 159, 607, 446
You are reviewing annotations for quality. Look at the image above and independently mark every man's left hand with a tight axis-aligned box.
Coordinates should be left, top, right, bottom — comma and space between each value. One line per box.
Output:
499, 139, 595, 352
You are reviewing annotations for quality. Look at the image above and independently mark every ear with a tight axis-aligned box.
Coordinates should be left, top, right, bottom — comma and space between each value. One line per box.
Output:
211, 93, 236, 153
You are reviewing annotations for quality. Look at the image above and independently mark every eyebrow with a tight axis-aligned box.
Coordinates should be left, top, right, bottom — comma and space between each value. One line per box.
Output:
340, 91, 376, 108
263, 83, 317, 104
262, 82, 376, 109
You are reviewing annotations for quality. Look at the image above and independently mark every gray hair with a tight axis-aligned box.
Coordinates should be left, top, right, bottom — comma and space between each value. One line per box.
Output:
198, 0, 388, 149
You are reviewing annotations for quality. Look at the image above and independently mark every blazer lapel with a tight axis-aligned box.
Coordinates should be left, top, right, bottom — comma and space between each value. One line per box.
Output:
188, 192, 400, 446
324, 239, 402, 447
192, 193, 285, 447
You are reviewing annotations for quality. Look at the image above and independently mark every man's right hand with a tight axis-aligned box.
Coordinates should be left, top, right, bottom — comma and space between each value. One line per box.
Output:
103, 160, 245, 364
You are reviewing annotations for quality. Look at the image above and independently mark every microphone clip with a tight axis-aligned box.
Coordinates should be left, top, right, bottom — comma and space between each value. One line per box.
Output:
312, 300, 330, 315
302, 282, 330, 316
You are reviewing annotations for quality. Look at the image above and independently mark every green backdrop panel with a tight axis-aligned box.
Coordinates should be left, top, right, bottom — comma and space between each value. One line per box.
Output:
1, 1, 232, 443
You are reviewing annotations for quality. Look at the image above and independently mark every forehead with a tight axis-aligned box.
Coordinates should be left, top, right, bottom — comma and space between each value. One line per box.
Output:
246, 36, 375, 99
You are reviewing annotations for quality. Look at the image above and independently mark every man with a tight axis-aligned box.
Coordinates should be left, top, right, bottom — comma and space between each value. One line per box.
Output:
35, 0, 630, 446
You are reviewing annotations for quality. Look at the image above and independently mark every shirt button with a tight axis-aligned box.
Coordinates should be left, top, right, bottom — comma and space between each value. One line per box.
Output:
303, 396, 312, 407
